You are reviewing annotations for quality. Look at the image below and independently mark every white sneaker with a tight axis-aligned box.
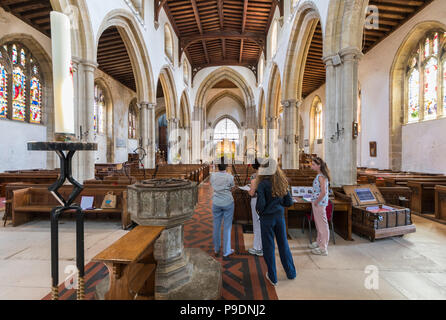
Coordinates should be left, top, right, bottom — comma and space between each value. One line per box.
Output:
265, 272, 277, 286
311, 248, 328, 256
248, 248, 263, 256
308, 242, 319, 249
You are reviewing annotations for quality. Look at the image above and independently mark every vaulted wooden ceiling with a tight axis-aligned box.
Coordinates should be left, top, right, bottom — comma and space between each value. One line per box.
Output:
0, 0, 52, 37
97, 27, 136, 92
302, 0, 434, 98
157, 0, 283, 80
302, 22, 324, 99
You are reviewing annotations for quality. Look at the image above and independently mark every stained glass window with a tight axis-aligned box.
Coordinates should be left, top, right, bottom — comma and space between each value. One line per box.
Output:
128, 102, 137, 139
12, 45, 17, 64
12, 67, 26, 121
444, 60, 446, 114
213, 118, 239, 143
0, 63, 7, 119
406, 31, 446, 123
433, 33, 439, 55
0, 43, 43, 124
94, 85, 106, 134
424, 57, 438, 120
30, 77, 42, 124
408, 69, 420, 122
20, 49, 26, 67
424, 38, 430, 58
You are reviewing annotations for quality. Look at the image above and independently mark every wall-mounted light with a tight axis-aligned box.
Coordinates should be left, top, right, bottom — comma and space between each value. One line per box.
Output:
330, 123, 344, 143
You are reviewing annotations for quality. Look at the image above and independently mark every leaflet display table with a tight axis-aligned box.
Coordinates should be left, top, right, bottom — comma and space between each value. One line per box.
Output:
28, 142, 97, 300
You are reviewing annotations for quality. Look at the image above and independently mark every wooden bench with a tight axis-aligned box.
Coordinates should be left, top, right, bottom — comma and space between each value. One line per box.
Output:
0, 172, 60, 197
11, 187, 130, 228
92, 225, 165, 300
435, 185, 446, 221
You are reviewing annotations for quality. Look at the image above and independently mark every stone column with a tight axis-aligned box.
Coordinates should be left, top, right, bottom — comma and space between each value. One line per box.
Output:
167, 117, 179, 163
192, 106, 203, 163
282, 99, 300, 169
71, 60, 97, 182
182, 125, 191, 164
323, 48, 362, 187
244, 105, 257, 163
266, 116, 278, 159
139, 102, 156, 169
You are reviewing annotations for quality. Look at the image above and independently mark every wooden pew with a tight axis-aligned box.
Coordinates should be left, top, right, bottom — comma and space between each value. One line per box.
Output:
11, 186, 130, 229
92, 225, 165, 300
0, 172, 60, 197
408, 181, 446, 214
435, 185, 446, 221
384, 176, 446, 187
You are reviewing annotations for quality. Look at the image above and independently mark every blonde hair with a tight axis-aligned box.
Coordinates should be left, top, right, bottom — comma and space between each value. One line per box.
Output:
259, 165, 289, 198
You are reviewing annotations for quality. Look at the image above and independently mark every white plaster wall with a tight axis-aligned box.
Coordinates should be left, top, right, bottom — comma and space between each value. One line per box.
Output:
0, 121, 47, 172
0, 11, 51, 172
358, 0, 445, 171
402, 118, 446, 174
94, 69, 137, 164
207, 97, 245, 128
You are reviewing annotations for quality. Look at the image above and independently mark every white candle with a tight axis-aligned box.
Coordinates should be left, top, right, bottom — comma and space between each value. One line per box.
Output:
51, 11, 75, 135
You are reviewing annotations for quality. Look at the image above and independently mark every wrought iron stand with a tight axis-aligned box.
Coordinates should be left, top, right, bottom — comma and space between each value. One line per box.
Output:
28, 142, 97, 300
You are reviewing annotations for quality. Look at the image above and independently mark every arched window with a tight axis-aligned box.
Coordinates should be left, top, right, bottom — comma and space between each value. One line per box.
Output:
406, 31, 446, 123
128, 100, 138, 139
94, 84, 106, 134
314, 102, 323, 140
270, 20, 278, 58
213, 118, 240, 144
164, 24, 174, 63
0, 43, 43, 123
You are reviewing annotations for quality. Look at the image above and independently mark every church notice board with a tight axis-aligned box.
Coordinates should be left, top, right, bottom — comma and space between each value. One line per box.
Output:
343, 184, 415, 241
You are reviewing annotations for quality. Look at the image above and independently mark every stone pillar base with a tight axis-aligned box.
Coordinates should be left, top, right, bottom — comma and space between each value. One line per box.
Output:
94, 248, 221, 300
156, 248, 221, 300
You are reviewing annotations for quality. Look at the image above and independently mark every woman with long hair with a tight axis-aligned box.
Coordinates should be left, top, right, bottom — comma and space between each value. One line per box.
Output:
309, 156, 331, 256
255, 159, 296, 286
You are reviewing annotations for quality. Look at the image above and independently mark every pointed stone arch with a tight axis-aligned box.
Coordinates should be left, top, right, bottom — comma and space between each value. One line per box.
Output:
282, 1, 322, 101
206, 90, 245, 115
179, 90, 191, 128
158, 66, 179, 120
0, 33, 55, 168
96, 9, 156, 104
266, 63, 281, 120
194, 67, 254, 109
258, 89, 266, 129
389, 21, 446, 171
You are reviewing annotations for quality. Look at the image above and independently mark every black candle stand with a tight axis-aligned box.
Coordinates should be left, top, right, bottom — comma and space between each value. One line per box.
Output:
28, 142, 97, 300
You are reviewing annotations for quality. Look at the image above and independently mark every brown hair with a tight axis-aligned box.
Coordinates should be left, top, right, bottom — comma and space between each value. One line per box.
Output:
258, 165, 289, 198
312, 157, 331, 183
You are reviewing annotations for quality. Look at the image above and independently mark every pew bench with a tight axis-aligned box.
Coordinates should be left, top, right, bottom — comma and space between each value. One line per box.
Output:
92, 225, 165, 300
435, 185, 446, 221
11, 187, 130, 229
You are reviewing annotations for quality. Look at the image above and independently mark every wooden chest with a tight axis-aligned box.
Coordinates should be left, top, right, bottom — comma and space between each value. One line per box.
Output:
344, 184, 416, 242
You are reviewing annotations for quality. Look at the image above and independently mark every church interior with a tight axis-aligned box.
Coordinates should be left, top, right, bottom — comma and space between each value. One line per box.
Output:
0, 0, 446, 301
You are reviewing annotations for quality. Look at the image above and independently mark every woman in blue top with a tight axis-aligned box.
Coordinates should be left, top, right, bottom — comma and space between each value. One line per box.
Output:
309, 157, 331, 256
255, 159, 296, 286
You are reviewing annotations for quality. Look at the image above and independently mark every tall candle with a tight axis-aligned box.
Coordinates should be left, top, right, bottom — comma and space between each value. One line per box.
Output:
51, 11, 75, 136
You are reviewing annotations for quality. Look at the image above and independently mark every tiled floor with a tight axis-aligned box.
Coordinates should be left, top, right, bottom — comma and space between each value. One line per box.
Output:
1, 193, 446, 300
243, 214, 446, 300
